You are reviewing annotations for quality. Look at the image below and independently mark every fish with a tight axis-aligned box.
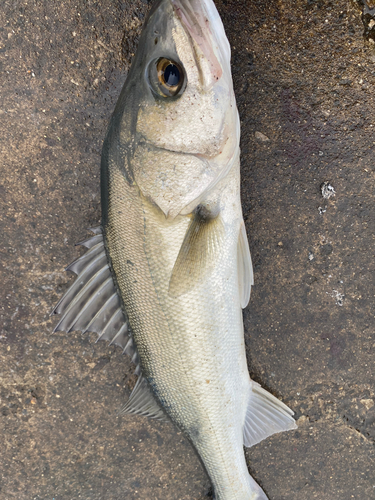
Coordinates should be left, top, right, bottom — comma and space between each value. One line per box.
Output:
52, 0, 297, 498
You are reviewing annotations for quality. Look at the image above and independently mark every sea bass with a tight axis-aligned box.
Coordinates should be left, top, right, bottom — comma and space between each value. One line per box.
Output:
52, 0, 297, 498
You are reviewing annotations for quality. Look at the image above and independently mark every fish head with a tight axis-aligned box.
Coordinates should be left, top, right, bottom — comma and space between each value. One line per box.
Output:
113, 0, 240, 217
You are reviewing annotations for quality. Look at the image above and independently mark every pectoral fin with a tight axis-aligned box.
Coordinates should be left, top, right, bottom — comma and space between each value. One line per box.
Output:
169, 206, 224, 297
243, 382, 297, 448
237, 221, 253, 308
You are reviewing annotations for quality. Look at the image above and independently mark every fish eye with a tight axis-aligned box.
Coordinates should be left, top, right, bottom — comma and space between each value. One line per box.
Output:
148, 57, 186, 98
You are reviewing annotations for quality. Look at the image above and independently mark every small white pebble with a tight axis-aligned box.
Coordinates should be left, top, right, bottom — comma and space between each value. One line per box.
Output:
321, 181, 335, 199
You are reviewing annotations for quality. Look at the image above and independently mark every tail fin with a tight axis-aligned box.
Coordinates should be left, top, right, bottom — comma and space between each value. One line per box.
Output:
248, 473, 269, 500
212, 474, 269, 500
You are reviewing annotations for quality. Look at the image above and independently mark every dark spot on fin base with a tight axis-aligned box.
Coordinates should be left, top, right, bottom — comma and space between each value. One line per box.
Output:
169, 205, 224, 297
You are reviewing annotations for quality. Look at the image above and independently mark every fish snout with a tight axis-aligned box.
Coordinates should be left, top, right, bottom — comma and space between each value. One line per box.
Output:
171, 0, 231, 89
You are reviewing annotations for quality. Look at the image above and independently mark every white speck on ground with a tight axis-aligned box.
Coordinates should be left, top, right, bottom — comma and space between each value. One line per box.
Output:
321, 181, 336, 199
329, 289, 344, 306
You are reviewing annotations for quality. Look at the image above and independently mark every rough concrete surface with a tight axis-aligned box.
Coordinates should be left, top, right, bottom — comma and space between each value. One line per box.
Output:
0, 0, 374, 499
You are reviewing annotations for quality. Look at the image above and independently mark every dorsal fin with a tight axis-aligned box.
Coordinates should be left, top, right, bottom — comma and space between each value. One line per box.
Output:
243, 382, 297, 448
51, 228, 138, 364
120, 375, 169, 422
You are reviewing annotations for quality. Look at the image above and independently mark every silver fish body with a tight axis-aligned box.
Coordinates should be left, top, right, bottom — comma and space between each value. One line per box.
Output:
104, 157, 255, 498
54, 1, 297, 499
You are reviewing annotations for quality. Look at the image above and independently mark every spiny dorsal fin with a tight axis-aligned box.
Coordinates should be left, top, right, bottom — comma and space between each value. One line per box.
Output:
243, 382, 297, 448
120, 375, 169, 422
52, 228, 139, 367
169, 205, 224, 297
237, 221, 253, 309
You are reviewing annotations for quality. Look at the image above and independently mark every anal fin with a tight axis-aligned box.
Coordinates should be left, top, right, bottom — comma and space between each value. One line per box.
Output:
243, 382, 297, 448
120, 376, 169, 422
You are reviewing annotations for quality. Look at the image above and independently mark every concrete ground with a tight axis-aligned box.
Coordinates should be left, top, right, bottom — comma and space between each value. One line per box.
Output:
1, 0, 374, 499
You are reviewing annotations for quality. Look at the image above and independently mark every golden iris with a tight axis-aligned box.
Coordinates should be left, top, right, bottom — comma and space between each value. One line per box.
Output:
150, 57, 185, 97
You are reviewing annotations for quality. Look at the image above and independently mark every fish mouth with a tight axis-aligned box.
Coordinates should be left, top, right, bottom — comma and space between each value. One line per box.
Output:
170, 0, 231, 89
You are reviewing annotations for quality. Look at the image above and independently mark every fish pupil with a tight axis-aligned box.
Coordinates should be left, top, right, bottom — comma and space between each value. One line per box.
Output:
163, 64, 180, 87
